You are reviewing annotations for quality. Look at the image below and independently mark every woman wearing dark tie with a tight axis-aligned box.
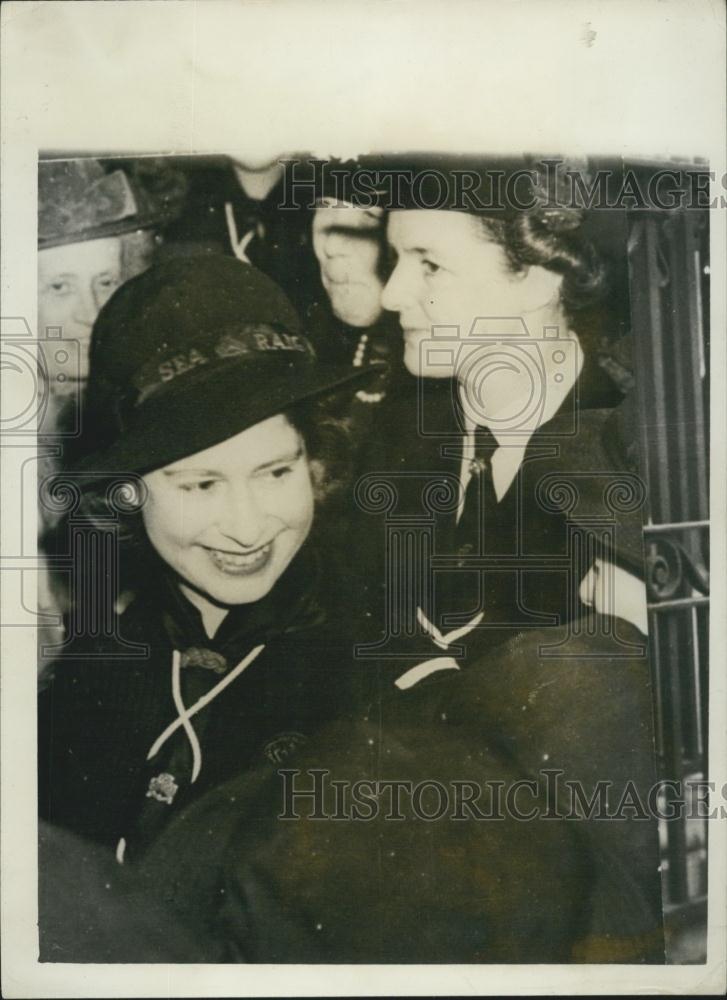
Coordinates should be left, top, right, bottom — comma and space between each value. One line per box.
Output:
368, 155, 664, 962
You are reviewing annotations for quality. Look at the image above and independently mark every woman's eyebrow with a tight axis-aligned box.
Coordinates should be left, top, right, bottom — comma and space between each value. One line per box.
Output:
253, 446, 303, 473
163, 446, 303, 478
320, 224, 381, 243
392, 244, 435, 258
162, 468, 220, 478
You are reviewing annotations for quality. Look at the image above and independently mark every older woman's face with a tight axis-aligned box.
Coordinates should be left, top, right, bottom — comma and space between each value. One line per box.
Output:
142, 414, 314, 607
381, 210, 560, 378
312, 204, 385, 328
38, 237, 123, 391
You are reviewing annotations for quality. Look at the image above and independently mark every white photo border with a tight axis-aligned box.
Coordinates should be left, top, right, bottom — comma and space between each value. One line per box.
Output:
1, 1, 725, 996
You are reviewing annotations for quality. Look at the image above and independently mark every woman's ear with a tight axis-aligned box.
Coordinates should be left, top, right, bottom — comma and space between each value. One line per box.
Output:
519, 265, 564, 314
308, 458, 328, 502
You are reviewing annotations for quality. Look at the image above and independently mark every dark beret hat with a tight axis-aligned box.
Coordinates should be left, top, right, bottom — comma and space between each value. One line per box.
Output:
310, 153, 592, 224
76, 254, 382, 477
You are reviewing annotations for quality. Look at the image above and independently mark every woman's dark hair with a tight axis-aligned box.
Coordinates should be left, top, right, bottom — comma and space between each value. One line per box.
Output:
286, 396, 355, 508
475, 209, 608, 321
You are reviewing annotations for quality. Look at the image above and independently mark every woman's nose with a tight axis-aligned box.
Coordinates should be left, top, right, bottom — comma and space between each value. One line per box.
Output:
381, 260, 409, 314
216, 484, 269, 548
72, 283, 98, 329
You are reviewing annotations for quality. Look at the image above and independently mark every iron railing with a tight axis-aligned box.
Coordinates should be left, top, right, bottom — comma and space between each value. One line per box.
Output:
628, 202, 710, 957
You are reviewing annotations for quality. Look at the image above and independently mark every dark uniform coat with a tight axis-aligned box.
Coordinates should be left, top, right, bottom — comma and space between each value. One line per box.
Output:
38, 543, 593, 963
38, 545, 355, 853
347, 351, 643, 660
123, 614, 663, 964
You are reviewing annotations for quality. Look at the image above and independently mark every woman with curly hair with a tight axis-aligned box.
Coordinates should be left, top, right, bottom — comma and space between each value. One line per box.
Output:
365, 157, 644, 645
358, 157, 664, 962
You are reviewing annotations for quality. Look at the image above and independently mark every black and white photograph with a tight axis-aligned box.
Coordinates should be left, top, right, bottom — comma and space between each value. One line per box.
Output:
1, 1, 725, 997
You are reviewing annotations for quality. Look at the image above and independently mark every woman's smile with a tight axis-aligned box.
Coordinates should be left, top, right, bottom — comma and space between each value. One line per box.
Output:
202, 539, 275, 576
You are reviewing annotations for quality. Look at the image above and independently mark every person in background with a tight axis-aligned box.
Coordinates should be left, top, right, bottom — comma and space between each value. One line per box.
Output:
37, 156, 187, 668
159, 153, 320, 316
307, 185, 406, 449
312, 200, 385, 331
163, 154, 408, 463
38, 157, 186, 433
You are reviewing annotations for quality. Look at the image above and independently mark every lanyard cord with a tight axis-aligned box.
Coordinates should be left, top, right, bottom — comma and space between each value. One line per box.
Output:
224, 202, 256, 263
146, 643, 266, 783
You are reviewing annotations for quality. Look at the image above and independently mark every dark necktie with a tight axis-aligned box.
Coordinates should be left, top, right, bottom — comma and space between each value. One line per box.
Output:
432, 426, 500, 631
455, 424, 500, 555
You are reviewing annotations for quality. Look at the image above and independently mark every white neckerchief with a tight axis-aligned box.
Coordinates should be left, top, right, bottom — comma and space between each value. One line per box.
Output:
456, 338, 584, 519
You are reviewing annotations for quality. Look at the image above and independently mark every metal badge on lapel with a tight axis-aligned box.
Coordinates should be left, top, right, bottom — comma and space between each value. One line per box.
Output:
146, 772, 179, 805
263, 731, 308, 764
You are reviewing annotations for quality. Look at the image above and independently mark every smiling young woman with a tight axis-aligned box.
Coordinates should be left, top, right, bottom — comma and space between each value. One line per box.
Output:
38, 255, 380, 849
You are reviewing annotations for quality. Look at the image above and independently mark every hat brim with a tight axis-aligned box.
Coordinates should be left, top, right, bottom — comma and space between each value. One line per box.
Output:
75, 360, 386, 479
38, 217, 158, 251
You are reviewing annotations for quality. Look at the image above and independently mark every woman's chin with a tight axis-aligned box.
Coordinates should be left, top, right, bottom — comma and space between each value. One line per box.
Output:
177, 557, 278, 610
404, 350, 452, 380
202, 573, 276, 608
